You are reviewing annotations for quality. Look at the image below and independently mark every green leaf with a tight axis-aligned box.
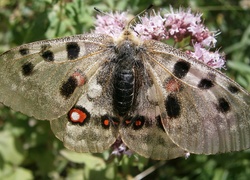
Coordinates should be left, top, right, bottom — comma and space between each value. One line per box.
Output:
0, 131, 25, 165
227, 61, 250, 74
0, 164, 33, 180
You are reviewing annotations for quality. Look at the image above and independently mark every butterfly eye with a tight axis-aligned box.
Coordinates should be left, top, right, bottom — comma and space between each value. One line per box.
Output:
68, 106, 90, 124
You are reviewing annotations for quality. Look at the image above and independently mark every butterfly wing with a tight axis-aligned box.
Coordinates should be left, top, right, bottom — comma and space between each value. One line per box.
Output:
50, 67, 119, 152
119, 59, 186, 160
119, 104, 186, 160
0, 34, 114, 120
143, 40, 250, 154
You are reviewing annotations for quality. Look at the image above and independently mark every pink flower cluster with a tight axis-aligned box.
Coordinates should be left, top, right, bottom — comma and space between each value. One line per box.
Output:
94, 12, 129, 39
133, 11, 166, 40
93, 6, 225, 69
164, 7, 218, 47
187, 43, 225, 69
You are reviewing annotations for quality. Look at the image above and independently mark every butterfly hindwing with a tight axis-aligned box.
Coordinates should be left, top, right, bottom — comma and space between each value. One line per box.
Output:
50, 70, 119, 152
0, 34, 114, 120
119, 99, 186, 160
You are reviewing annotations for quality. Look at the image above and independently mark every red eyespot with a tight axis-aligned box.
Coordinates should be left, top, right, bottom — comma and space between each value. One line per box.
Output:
135, 119, 142, 127
101, 115, 119, 128
72, 71, 86, 86
165, 78, 182, 92
103, 119, 110, 126
125, 119, 131, 125
113, 120, 119, 126
69, 108, 88, 123
132, 116, 145, 130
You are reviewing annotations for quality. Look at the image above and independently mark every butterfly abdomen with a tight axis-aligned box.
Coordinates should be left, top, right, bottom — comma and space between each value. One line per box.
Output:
112, 40, 140, 116
113, 69, 135, 116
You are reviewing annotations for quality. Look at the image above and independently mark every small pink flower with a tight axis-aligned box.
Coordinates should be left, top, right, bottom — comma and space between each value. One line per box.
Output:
188, 24, 218, 47
188, 43, 225, 68
133, 11, 166, 40
164, 6, 218, 47
164, 6, 202, 42
94, 12, 128, 38
111, 138, 133, 157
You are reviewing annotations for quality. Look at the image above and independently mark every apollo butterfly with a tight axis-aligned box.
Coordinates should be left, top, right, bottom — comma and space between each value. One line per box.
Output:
0, 7, 250, 160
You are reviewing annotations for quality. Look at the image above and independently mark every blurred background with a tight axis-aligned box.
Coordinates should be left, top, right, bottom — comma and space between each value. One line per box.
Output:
0, 0, 250, 179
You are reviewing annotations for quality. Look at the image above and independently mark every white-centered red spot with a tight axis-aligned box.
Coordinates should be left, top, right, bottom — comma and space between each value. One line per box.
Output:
69, 108, 87, 123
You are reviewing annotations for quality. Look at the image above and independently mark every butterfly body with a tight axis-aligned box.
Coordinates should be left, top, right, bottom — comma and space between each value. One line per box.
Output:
1, 27, 250, 160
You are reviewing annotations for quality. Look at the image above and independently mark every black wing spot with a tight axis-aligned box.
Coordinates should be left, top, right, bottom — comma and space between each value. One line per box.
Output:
165, 94, 181, 118
217, 97, 230, 113
19, 48, 29, 56
228, 85, 240, 94
41, 50, 54, 62
198, 78, 214, 89
22, 62, 34, 76
173, 60, 191, 79
66, 42, 80, 60
41, 44, 51, 50
60, 76, 78, 98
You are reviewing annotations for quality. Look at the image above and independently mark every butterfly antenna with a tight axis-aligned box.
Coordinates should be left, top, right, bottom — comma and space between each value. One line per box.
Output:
94, 7, 113, 18
125, 4, 154, 30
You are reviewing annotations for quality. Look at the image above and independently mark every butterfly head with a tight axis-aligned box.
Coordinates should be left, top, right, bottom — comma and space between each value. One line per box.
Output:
115, 6, 154, 45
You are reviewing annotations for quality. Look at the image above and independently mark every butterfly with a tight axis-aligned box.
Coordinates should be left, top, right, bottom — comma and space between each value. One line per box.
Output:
0, 12, 250, 161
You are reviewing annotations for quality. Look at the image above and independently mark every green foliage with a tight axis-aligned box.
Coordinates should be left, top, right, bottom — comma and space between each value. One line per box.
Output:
0, 0, 250, 179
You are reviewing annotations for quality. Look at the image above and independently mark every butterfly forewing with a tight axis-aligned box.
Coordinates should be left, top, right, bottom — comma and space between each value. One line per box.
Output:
0, 34, 114, 120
